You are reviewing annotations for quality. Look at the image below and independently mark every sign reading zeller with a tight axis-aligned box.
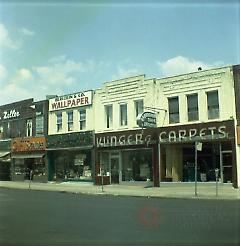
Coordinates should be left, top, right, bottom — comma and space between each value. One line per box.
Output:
137, 112, 157, 128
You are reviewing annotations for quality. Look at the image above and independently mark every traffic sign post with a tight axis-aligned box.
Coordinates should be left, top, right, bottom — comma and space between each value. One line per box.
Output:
215, 168, 219, 197
194, 142, 202, 196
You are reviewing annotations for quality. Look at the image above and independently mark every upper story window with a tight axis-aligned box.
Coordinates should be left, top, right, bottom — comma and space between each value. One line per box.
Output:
187, 93, 199, 121
79, 108, 86, 130
56, 112, 62, 132
207, 90, 219, 119
0, 125, 3, 139
67, 111, 74, 131
168, 97, 179, 124
26, 119, 33, 137
36, 115, 44, 136
120, 104, 128, 126
135, 99, 144, 119
105, 105, 113, 129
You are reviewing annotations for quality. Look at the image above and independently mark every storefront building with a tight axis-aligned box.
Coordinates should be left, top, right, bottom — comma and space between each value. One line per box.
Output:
11, 136, 47, 182
95, 120, 236, 187
233, 65, 240, 188
94, 66, 240, 188
0, 98, 49, 181
47, 90, 95, 182
0, 139, 11, 180
47, 131, 94, 182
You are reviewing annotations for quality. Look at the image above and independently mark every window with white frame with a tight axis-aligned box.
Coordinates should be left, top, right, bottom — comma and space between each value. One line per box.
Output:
120, 104, 128, 126
67, 111, 74, 131
207, 90, 219, 119
135, 99, 144, 118
26, 119, 33, 137
187, 93, 199, 121
79, 108, 86, 130
56, 112, 62, 132
168, 97, 179, 124
105, 105, 113, 129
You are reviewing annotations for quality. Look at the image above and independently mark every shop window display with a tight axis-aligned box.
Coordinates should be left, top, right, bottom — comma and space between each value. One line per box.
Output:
13, 157, 46, 181
122, 149, 152, 182
54, 150, 92, 181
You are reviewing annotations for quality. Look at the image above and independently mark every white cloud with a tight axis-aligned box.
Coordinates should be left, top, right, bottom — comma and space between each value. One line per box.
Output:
0, 57, 111, 104
34, 58, 85, 86
19, 27, 35, 37
0, 23, 20, 50
0, 64, 7, 80
113, 66, 141, 80
11, 68, 33, 85
157, 56, 224, 76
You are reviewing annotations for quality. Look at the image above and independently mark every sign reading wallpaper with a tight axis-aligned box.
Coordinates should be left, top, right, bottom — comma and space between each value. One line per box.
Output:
49, 91, 93, 111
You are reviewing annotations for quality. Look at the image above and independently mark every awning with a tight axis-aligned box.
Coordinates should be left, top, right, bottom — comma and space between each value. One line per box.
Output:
0, 151, 11, 162
11, 153, 45, 159
46, 145, 93, 151
0, 151, 10, 158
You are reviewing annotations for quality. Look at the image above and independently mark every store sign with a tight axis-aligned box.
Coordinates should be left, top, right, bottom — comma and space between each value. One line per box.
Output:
96, 121, 233, 148
47, 131, 93, 149
237, 126, 240, 145
49, 90, 92, 112
137, 112, 156, 128
11, 137, 46, 152
0, 109, 20, 120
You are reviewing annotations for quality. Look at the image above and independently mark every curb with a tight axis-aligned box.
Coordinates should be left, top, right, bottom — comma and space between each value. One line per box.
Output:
1, 184, 239, 201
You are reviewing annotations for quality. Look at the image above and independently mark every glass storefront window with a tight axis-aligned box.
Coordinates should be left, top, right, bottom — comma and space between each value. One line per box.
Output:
53, 150, 92, 181
100, 152, 110, 176
13, 159, 25, 175
122, 149, 152, 181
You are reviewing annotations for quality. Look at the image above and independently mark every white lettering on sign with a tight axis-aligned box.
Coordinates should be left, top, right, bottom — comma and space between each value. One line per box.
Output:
97, 125, 229, 147
49, 90, 92, 111
137, 111, 157, 128
2, 109, 20, 120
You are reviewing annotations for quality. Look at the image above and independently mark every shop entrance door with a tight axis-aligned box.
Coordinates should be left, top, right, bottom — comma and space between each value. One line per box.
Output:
110, 157, 120, 184
221, 151, 232, 183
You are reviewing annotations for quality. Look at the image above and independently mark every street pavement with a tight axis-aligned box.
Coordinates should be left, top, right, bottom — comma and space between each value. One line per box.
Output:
0, 188, 239, 246
0, 181, 239, 200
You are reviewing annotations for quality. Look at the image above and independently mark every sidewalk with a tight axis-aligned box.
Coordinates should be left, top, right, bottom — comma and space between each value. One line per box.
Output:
0, 181, 240, 200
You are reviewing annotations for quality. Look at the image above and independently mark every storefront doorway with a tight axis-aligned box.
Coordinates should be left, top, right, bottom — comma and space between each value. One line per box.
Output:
99, 149, 153, 184
221, 151, 232, 183
110, 156, 120, 184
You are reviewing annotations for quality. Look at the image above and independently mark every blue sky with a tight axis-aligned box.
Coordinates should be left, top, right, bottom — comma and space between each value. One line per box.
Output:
0, 0, 239, 105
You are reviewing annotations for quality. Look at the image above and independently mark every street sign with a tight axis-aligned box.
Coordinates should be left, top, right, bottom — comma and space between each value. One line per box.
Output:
196, 142, 202, 151
137, 112, 157, 128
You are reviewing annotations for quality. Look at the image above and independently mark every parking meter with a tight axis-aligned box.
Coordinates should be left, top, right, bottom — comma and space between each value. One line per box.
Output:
215, 168, 219, 180
215, 168, 219, 196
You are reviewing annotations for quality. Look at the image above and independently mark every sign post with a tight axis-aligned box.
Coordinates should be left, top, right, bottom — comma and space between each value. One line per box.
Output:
28, 170, 33, 189
215, 168, 219, 197
100, 166, 104, 193
195, 142, 202, 196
